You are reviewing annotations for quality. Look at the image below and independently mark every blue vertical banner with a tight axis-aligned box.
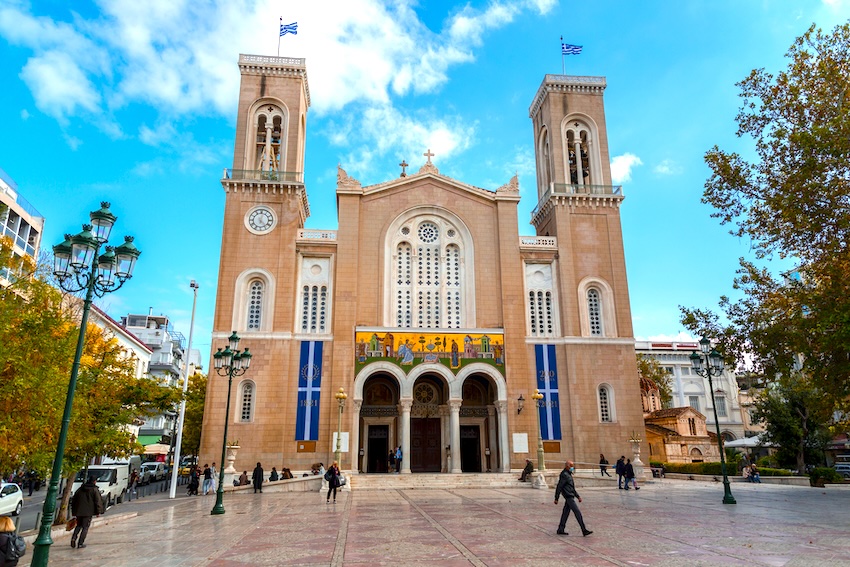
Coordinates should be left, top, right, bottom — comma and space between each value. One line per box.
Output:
296, 340, 324, 441
534, 344, 562, 440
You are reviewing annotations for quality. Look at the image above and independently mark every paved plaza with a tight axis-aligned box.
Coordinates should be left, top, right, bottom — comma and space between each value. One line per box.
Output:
26, 479, 850, 566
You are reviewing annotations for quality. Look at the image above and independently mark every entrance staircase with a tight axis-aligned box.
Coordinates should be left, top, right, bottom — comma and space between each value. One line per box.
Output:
348, 472, 529, 490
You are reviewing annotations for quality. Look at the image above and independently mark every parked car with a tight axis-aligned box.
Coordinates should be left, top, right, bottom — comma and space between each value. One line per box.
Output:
0, 482, 23, 516
141, 462, 166, 482
834, 463, 850, 479
72, 465, 129, 508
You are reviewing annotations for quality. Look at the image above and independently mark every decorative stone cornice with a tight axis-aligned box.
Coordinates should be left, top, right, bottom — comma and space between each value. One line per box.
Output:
528, 74, 606, 119
418, 162, 439, 175
530, 193, 623, 228
238, 53, 311, 108
221, 179, 310, 223
336, 165, 363, 193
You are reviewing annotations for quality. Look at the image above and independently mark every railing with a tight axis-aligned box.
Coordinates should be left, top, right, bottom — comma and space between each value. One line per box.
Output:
552, 183, 622, 196
239, 54, 305, 67
519, 236, 557, 248
224, 169, 303, 183
531, 183, 623, 219
297, 229, 337, 241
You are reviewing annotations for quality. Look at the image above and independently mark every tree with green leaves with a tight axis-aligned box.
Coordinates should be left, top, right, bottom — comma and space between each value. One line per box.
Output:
751, 374, 833, 472
635, 354, 672, 409
682, 22, 850, 421
181, 371, 207, 457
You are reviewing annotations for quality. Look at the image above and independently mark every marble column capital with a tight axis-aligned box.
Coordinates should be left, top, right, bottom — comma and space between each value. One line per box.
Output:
399, 398, 414, 411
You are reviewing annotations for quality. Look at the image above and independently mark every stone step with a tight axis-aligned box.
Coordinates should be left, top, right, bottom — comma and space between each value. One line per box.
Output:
348, 472, 533, 490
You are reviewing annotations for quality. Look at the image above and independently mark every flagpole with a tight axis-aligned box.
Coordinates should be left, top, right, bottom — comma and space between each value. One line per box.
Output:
560, 36, 565, 74
278, 17, 282, 56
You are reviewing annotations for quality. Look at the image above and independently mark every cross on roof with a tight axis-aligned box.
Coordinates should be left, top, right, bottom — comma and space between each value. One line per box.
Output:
399, 160, 408, 177
423, 149, 435, 164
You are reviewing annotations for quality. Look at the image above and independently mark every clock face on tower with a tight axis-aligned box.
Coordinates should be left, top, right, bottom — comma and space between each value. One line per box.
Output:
245, 206, 276, 234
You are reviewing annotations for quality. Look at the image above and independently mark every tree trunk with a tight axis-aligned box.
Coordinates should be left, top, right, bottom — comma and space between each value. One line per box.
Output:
56, 473, 74, 524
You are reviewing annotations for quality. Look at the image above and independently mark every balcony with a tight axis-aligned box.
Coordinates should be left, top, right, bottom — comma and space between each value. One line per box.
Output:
224, 169, 303, 183
518, 236, 557, 250
532, 183, 623, 219
297, 229, 337, 241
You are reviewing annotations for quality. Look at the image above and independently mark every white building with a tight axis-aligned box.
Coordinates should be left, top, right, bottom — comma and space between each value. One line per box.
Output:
120, 312, 186, 446
635, 340, 745, 441
0, 167, 43, 285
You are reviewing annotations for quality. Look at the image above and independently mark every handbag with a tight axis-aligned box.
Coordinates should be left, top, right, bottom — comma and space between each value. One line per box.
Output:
65, 517, 77, 531
323, 470, 332, 481
339, 473, 346, 486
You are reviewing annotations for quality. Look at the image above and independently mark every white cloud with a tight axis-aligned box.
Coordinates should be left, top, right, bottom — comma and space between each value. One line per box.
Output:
610, 153, 642, 184
20, 109, 29, 120
139, 122, 178, 146
19, 50, 102, 123
654, 159, 683, 176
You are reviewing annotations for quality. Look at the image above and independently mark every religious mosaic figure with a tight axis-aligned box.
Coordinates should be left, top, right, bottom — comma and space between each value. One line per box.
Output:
381, 333, 395, 357
398, 341, 415, 365
493, 341, 504, 365
357, 339, 367, 363
450, 340, 460, 368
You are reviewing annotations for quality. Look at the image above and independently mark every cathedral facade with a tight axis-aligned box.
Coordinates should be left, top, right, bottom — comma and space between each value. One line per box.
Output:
198, 54, 645, 473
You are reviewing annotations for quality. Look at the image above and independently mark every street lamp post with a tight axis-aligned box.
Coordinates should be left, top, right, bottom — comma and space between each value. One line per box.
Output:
169, 280, 199, 499
690, 336, 736, 505
210, 332, 252, 515
532, 389, 545, 471
31, 202, 141, 567
335, 388, 347, 465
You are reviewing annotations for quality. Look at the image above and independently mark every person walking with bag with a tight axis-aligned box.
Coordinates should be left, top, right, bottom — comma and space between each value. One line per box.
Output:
599, 454, 612, 477
0, 516, 25, 566
325, 461, 341, 503
71, 475, 105, 549
624, 458, 640, 490
554, 460, 592, 537
252, 462, 264, 493
615, 455, 626, 489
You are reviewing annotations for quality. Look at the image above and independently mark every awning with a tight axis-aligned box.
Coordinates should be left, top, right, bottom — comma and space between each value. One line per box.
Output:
143, 443, 170, 455
137, 435, 162, 446
724, 434, 775, 448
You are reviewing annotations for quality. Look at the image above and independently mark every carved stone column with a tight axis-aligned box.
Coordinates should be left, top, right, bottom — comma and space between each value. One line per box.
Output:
440, 405, 449, 472
351, 400, 362, 473
400, 399, 413, 474
487, 405, 498, 473
449, 400, 462, 473
496, 400, 510, 472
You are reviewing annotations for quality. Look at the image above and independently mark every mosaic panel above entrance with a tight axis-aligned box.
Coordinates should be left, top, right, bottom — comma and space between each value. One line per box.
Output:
354, 329, 505, 377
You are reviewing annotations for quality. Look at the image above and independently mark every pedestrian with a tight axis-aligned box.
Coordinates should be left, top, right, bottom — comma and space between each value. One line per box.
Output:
518, 459, 534, 482
599, 454, 611, 477
615, 455, 626, 489
553, 460, 592, 537
624, 458, 639, 490
269, 467, 279, 482
0, 516, 23, 566
210, 462, 218, 491
187, 467, 199, 496
26, 471, 36, 497
202, 464, 213, 495
326, 461, 341, 503
70, 475, 105, 549
750, 464, 762, 483
252, 462, 264, 493
239, 471, 249, 486
387, 450, 395, 473
395, 446, 402, 473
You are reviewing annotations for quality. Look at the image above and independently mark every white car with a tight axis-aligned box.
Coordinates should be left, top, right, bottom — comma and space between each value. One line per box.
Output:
834, 463, 850, 479
0, 482, 23, 516
141, 462, 166, 482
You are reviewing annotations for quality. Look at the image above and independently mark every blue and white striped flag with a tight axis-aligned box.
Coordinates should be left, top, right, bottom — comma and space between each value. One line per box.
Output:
280, 22, 298, 36
561, 43, 582, 55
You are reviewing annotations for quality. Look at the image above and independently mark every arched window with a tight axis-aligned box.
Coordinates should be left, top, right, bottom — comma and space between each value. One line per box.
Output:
598, 384, 614, 422
525, 263, 557, 337
564, 119, 595, 186
254, 110, 284, 172
389, 215, 470, 329
298, 257, 331, 334
538, 127, 552, 190
587, 288, 602, 336
247, 280, 264, 330
239, 382, 254, 422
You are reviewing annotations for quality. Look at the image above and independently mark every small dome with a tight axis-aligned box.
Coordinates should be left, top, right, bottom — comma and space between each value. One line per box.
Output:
640, 376, 659, 393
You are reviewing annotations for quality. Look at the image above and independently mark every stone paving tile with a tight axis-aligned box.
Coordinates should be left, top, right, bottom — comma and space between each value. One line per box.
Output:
23, 480, 850, 567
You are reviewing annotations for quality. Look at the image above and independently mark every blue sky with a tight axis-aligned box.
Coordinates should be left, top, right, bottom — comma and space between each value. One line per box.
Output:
1, 0, 848, 359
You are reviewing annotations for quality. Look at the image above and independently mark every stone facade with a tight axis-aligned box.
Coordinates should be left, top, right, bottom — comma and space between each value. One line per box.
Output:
644, 407, 720, 464
199, 56, 646, 474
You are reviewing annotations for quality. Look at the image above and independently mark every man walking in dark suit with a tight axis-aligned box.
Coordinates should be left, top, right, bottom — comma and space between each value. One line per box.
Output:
554, 460, 592, 537
615, 455, 626, 489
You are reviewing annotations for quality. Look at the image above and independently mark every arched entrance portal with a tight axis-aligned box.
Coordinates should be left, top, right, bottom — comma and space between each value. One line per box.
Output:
361, 374, 399, 473
410, 375, 447, 472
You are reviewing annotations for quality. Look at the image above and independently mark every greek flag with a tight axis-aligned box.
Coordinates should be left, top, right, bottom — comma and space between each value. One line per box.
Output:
280, 22, 298, 36
562, 43, 582, 55
295, 340, 323, 441
535, 344, 562, 440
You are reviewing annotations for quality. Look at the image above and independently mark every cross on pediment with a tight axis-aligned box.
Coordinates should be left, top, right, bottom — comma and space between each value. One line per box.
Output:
423, 149, 435, 164
399, 160, 408, 177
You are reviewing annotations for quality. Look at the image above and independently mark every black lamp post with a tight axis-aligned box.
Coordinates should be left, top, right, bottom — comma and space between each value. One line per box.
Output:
210, 332, 252, 515
690, 336, 736, 505
31, 202, 141, 567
